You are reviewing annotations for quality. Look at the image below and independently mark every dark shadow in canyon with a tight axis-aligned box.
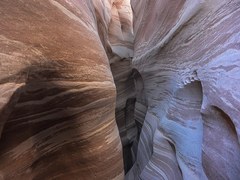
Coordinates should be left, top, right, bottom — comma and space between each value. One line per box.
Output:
132, 68, 147, 137
110, 62, 148, 173
110, 60, 138, 173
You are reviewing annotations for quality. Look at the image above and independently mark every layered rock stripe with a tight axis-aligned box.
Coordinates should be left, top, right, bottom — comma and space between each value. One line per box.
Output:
1, 0, 240, 180
127, 0, 240, 180
0, 0, 134, 179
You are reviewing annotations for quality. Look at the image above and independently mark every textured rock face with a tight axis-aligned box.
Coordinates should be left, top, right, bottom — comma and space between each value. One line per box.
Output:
1, 0, 240, 179
0, 0, 134, 179
127, 0, 240, 179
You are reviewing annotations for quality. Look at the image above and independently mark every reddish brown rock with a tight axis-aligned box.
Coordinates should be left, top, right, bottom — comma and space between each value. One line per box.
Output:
0, 0, 133, 179
1, 0, 240, 179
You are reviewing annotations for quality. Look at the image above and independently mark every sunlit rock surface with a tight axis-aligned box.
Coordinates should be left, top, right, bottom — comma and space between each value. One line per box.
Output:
127, 0, 240, 179
0, 0, 134, 179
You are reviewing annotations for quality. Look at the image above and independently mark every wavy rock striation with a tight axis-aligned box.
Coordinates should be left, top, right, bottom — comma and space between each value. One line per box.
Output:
127, 0, 240, 179
0, 0, 134, 179
1, 0, 240, 179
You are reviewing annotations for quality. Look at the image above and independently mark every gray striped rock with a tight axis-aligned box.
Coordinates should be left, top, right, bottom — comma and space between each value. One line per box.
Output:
127, 0, 240, 179
1, 0, 240, 179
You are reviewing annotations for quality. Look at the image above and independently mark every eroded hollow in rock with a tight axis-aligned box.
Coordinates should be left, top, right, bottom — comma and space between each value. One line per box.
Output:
202, 106, 240, 179
162, 80, 205, 179
175, 81, 203, 105
167, 80, 204, 127
0, 0, 240, 179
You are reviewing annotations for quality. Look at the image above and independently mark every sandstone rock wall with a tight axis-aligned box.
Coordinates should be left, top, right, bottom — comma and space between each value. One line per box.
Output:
0, 0, 133, 179
1, 0, 240, 179
127, 0, 240, 179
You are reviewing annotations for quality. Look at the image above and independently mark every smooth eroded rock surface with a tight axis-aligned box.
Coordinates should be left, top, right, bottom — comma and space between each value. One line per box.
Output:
0, 0, 134, 179
127, 0, 240, 179
1, 0, 240, 179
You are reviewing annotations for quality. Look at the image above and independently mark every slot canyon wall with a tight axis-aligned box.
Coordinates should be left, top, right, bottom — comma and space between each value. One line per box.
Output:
0, 0, 133, 179
127, 0, 240, 179
0, 0, 240, 180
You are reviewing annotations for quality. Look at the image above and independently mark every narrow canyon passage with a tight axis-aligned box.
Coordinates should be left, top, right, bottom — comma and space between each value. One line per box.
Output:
0, 0, 240, 180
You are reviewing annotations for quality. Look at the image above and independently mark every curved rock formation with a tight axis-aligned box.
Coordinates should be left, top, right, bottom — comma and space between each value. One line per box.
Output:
1, 0, 240, 179
0, 0, 134, 179
127, 0, 240, 179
